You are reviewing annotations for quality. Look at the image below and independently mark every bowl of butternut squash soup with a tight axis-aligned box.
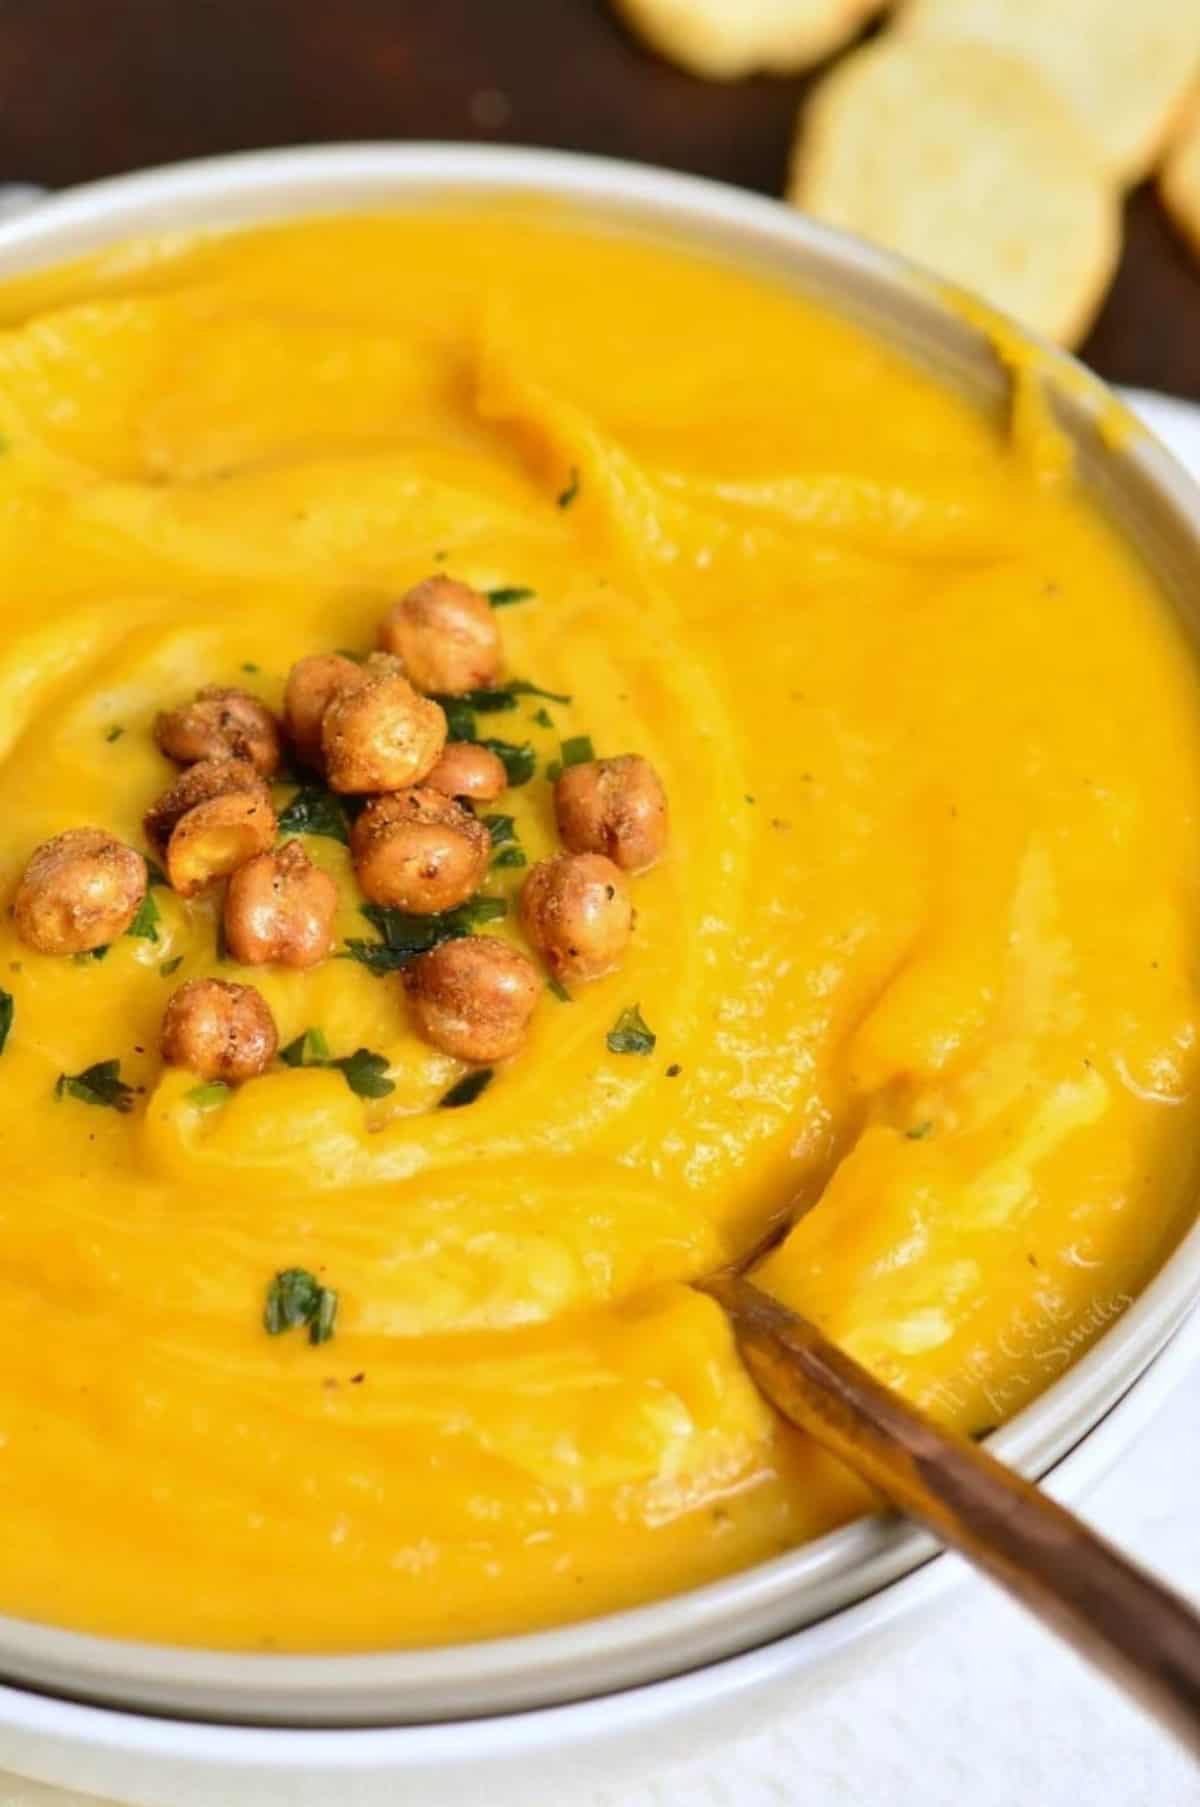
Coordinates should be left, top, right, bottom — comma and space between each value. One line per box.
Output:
1, 145, 1199, 1744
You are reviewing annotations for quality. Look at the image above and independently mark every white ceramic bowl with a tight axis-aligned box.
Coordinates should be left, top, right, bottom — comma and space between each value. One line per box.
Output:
1, 143, 1198, 1804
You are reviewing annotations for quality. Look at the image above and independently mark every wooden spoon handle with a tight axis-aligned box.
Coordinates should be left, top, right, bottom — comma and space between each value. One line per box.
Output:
703, 1270, 1200, 1759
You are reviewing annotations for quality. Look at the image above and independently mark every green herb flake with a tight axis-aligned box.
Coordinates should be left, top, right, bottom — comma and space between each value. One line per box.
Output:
483, 814, 517, 849
72, 945, 110, 965
185, 1080, 229, 1109
606, 1005, 656, 1056
105, 724, 124, 743
440, 697, 478, 743
557, 467, 581, 509
438, 1067, 494, 1110
264, 1268, 338, 1345
276, 785, 350, 845
532, 706, 554, 730
343, 895, 507, 974
329, 1047, 394, 1099
905, 1121, 935, 1140
159, 955, 184, 978
279, 1027, 392, 1098
547, 975, 571, 1003
241, 661, 261, 674
487, 585, 536, 608
144, 858, 169, 887
280, 1025, 331, 1068
55, 1058, 135, 1113
491, 846, 527, 869
559, 735, 594, 770
666, 1063, 682, 1078
478, 739, 536, 787
126, 890, 160, 943
0, 989, 13, 1056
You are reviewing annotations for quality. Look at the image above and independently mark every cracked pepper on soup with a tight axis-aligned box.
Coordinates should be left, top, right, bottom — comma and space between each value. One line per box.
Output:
0, 211, 1197, 1651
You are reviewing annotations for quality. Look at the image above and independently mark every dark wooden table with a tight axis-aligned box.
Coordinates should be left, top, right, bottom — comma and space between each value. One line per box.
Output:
1, 0, 1197, 399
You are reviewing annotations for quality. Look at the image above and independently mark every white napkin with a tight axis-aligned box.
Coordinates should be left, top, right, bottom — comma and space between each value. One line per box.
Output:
0, 300, 1196, 1807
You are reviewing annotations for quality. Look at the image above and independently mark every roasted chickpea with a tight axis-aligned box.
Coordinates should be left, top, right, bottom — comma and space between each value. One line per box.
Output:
555, 754, 668, 875
283, 652, 367, 770
144, 757, 272, 856
161, 977, 277, 1082
224, 841, 338, 969
322, 654, 446, 794
425, 740, 508, 804
519, 852, 633, 984
405, 936, 540, 1062
13, 828, 147, 956
351, 788, 490, 915
379, 576, 502, 695
155, 685, 281, 777
166, 792, 278, 899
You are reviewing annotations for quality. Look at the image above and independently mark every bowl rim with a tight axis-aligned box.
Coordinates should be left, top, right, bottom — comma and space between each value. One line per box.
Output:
1, 141, 1199, 1730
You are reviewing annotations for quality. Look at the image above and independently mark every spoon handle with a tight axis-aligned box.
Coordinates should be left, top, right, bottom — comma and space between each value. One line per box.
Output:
703, 1270, 1200, 1760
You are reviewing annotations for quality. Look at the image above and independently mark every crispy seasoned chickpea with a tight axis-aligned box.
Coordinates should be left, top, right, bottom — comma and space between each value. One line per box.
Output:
13, 828, 147, 956
519, 852, 633, 984
405, 935, 540, 1062
380, 576, 502, 695
161, 977, 277, 1082
283, 652, 367, 770
166, 792, 278, 899
351, 787, 490, 914
144, 757, 272, 856
322, 654, 446, 794
155, 685, 281, 777
554, 754, 668, 875
224, 841, 338, 969
425, 740, 508, 803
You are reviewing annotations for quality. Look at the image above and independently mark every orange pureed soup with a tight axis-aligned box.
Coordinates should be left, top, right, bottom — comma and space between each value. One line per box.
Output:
0, 211, 1197, 1651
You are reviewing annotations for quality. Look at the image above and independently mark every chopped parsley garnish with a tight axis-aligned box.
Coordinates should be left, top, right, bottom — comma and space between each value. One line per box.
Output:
55, 1058, 135, 1112
126, 891, 160, 943
279, 1025, 331, 1067
279, 1026, 394, 1098
0, 989, 12, 1056
241, 661, 261, 674
436, 681, 570, 716
276, 784, 350, 845
487, 586, 535, 607
264, 1268, 338, 1344
557, 466, 581, 509
159, 955, 184, 978
344, 896, 508, 974
440, 697, 478, 743
105, 724, 124, 743
559, 735, 594, 767
72, 945, 109, 965
666, 1063, 682, 1078
185, 1080, 229, 1109
438, 1067, 494, 1109
478, 739, 536, 786
547, 975, 571, 1003
606, 1005, 656, 1056
531, 706, 554, 730
546, 734, 595, 782
144, 858, 169, 887
905, 1121, 934, 1140
330, 1047, 394, 1099
482, 813, 526, 867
